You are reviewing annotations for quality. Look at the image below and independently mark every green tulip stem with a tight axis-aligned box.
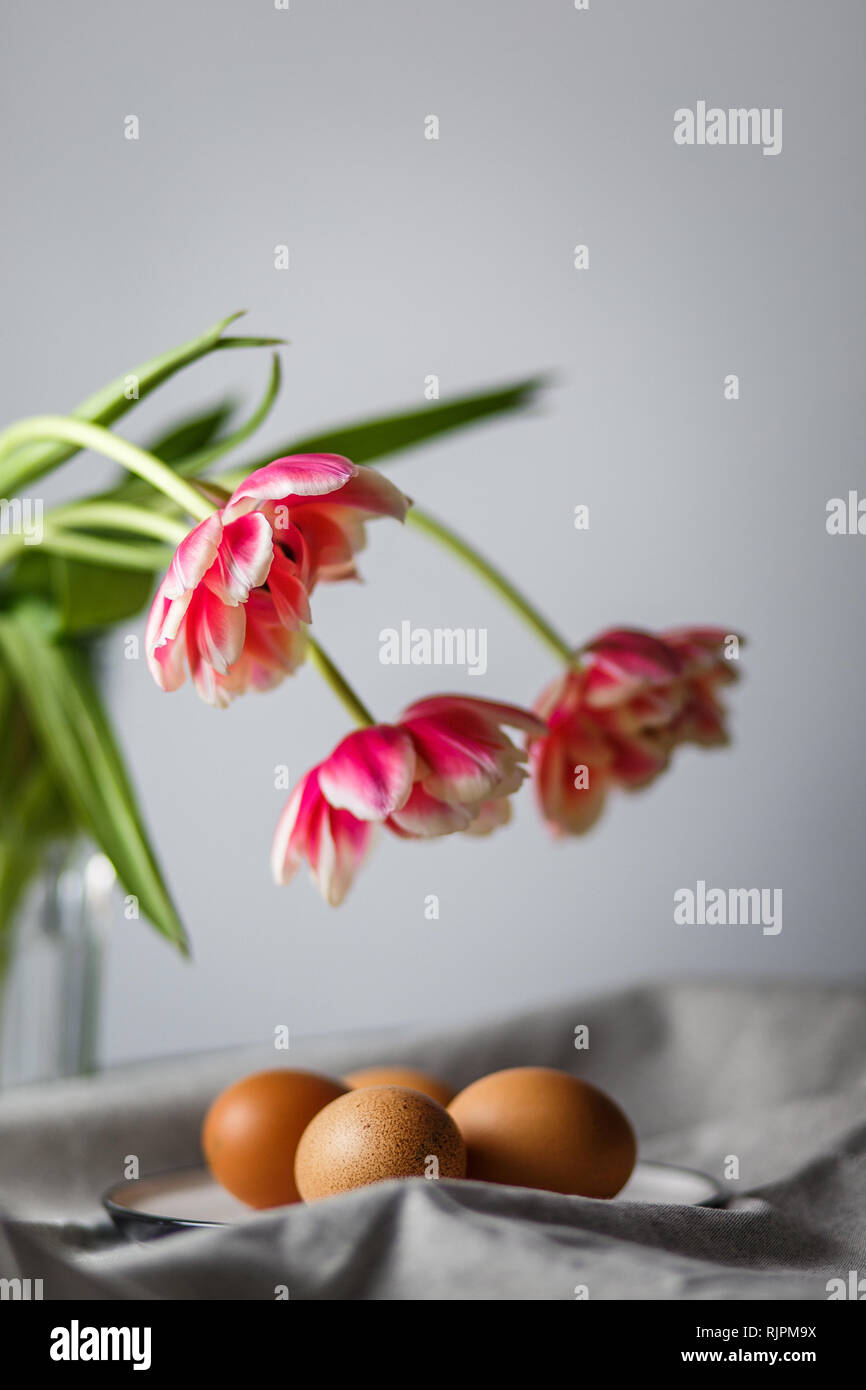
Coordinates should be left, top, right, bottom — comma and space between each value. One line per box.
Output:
307, 636, 376, 728
0, 417, 216, 523
406, 507, 573, 664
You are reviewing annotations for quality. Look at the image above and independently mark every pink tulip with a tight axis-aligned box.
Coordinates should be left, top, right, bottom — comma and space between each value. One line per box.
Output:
272, 695, 545, 904
530, 626, 739, 835
146, 455, 409, 706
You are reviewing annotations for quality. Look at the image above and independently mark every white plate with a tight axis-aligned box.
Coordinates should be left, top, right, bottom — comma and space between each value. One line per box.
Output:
105, 1160, 724, 1239
617, 1160, 723, 1205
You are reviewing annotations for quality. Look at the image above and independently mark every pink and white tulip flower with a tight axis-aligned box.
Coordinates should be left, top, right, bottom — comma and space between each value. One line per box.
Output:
146, 455, 409, 706
272, 695, 546, 905
529, 626, 739, 836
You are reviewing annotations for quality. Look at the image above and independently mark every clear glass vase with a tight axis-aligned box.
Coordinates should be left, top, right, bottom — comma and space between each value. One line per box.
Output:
0, 846, 116, 1088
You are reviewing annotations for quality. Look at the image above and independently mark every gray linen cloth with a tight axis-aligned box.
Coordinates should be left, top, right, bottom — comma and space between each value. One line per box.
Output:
0, 979, 864, 1300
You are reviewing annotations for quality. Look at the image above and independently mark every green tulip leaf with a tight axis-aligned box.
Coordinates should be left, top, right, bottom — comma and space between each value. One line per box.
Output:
115, 354, 283, 507
0, 312, 283, 497
146, 400, 237, 465
0, 753, 77, 970
53, 559, 154, 634
0, 612, 188, 955
217, 375, 548, 487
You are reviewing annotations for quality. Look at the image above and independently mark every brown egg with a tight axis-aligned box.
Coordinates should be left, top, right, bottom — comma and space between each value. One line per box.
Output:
447, 1066, 636, 1198
202, 1069, 347, 1209
295, 1085, 467, 1201
343, 1065, 455, 1108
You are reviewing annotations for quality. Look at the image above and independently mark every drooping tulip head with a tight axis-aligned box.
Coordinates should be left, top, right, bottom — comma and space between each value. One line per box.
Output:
530, 626, 740, 836
146, 455, 409, 706
272, 695, 545, 904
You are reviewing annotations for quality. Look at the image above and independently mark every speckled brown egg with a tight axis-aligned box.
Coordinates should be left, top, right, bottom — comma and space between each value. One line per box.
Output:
202, 1069, 348, 1209
343, 1065, 455, 1108
294, 1085, 467, 1200
447, 1066, 636, 1198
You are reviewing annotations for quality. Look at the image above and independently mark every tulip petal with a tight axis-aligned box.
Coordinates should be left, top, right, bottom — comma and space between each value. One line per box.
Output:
282, 507, 361, 580
401, 694, 546, 738
271, 770, 320, 884
464, 797, 512, 836
205, 511, 275, 604
583, 629, 683, 708
663, 626, 733, 648
310, 804, 377, 906
609, 733, 670, 785
318, 725, 416, 820
163, 514, 224, 599
387, 782, 473, 837
402, 713, 517, 804
673, 685, 729, 746
266, 549, 313, 628
531, 731, 610, 835
533, 671, 580, 723
226, 454, 356, 513
229, 592, 308, 689
185, 588, 246, 704
145, 578, 189, 692
292, 467, 410, 523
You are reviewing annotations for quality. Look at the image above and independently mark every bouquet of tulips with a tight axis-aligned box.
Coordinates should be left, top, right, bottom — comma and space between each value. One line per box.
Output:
0, 313, 741, 958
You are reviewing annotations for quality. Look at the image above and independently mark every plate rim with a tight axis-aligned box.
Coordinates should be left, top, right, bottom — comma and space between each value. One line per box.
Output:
104, 1167, 231, 1232
618, 1158, 726, 1207
103, 1158, 726, 1233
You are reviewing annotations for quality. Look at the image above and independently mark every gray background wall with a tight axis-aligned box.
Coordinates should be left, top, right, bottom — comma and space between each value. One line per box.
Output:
3, 0, 864, 1065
